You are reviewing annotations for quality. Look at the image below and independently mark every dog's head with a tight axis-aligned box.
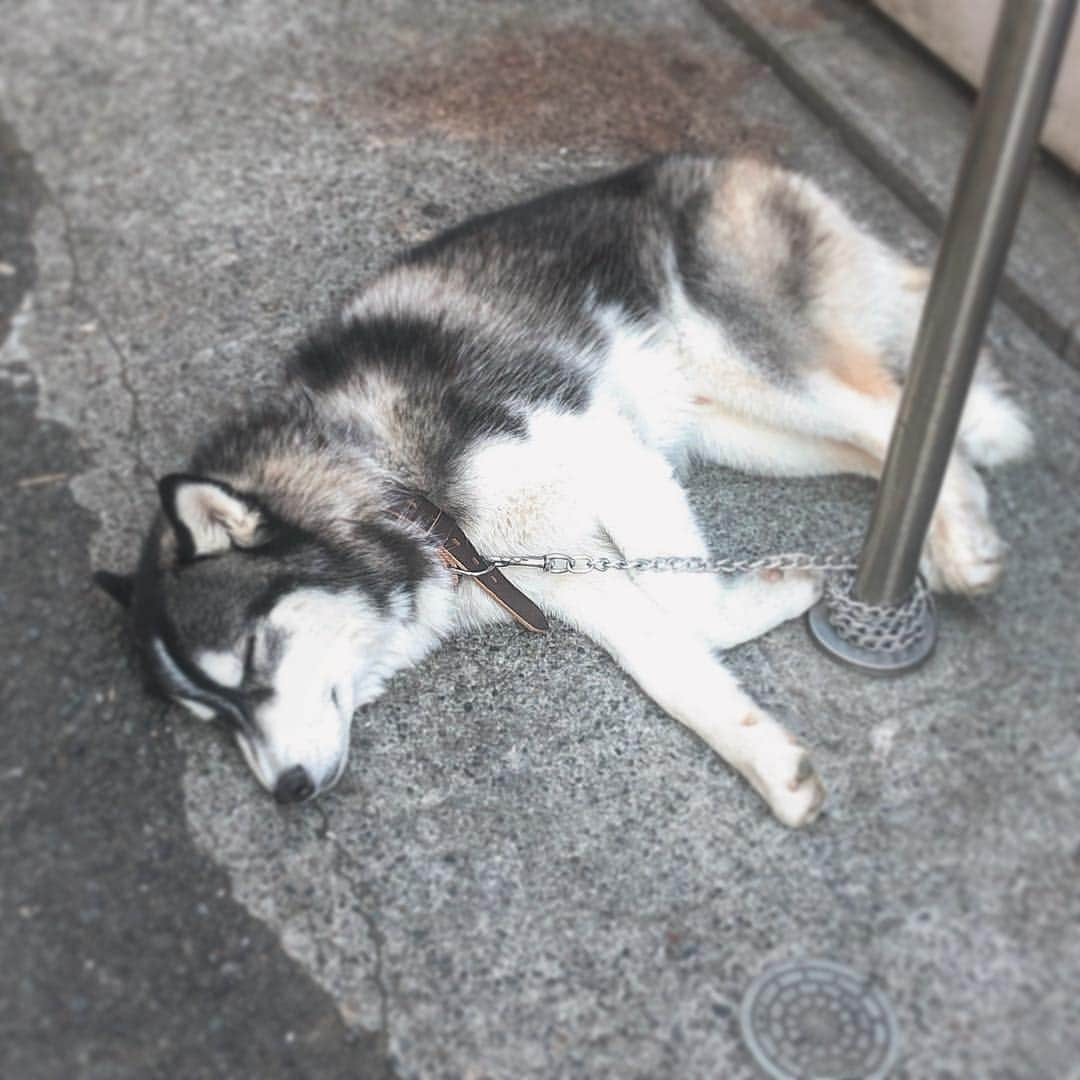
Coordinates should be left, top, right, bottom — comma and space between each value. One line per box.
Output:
96, 423, 439, 803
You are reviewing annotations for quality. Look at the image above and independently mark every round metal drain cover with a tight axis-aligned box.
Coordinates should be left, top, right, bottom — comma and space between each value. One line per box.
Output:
739, 959, 899, 1080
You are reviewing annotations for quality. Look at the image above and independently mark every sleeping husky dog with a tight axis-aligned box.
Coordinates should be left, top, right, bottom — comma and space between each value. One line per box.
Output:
96, 155, 1030, 827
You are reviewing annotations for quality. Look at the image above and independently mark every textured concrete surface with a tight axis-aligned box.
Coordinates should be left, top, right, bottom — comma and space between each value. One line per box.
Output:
705, 0, 1080, 366
1, 1, 1079, 1078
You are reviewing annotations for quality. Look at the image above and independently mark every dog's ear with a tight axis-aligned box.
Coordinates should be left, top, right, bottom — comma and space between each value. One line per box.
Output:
158, 474, 267, 561
93, 570, 136, 609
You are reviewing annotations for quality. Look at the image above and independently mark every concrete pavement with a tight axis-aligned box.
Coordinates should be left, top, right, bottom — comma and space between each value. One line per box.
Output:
2, 2, 1078, 1077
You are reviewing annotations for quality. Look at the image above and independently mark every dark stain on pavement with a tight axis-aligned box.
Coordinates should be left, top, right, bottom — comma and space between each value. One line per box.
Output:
747, 0, 826, 33
0, 113, 396, 1080
358, 27, 783, 156
0, 114, 44, 341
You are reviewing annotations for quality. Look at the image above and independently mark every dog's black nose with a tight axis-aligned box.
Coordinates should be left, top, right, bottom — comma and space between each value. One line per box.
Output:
273, 766, 315, 804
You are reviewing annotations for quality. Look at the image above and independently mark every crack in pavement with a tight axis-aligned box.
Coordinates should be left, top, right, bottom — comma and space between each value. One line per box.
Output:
314, 802, 392, 1053
47, 185, 155, 485
333, 851, 393, 1052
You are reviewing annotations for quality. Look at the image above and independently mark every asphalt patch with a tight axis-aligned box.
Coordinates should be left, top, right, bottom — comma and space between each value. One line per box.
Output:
0, 111, 395, 1080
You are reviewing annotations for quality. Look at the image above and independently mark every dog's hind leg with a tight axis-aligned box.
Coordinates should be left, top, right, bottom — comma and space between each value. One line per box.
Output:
952, 346, 1033, 468
800, 355, 1012, 596
679, 274, 1016, 593
534, 570, 825, 827
682, 158, 1029, 594
693, 357, 1010, 595
878, 263, 1031, 469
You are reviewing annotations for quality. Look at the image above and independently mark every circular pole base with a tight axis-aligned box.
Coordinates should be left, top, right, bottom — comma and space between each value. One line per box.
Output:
806, 598, 937, 677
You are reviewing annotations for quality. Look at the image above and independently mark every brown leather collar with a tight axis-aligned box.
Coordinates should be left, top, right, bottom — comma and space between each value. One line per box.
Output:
391, 494, 549, 634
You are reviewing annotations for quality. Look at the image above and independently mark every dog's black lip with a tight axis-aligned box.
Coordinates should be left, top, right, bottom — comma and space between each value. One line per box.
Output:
242, 633, 257, 681
323, 748, 350, 795
200, 692, 256, 738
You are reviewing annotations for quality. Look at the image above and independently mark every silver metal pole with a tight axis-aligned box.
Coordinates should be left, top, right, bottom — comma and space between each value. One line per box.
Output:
808, 0, 1076, 673
858, 0, 1076, 606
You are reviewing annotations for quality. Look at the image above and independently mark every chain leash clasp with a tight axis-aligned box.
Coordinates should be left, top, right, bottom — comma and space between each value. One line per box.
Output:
543, 554, 595, 574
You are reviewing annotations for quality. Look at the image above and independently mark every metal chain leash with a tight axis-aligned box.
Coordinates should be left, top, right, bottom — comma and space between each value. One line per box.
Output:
454, 550, 932, 656
477, 552, 860, 576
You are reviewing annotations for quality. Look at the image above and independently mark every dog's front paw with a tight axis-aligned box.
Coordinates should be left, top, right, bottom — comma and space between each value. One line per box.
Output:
770, 748, 826, 828
923, 518, 1006, 595
741, 725, 826, 828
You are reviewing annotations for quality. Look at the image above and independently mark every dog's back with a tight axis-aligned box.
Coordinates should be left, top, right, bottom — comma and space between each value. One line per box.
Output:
289, 154, 955, 491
